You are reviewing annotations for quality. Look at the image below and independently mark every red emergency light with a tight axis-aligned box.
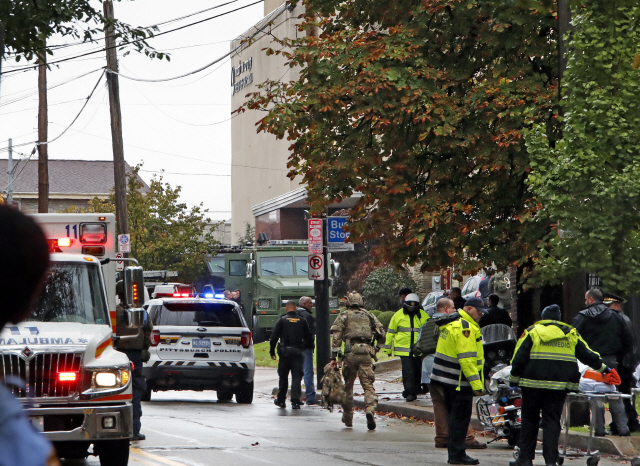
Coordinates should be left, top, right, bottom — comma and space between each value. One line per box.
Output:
172, 293, 191, 298
58, 372, 77, 382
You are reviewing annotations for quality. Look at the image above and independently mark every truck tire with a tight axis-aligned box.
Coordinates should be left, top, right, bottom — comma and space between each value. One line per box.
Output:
235, 382, 254, 404
252, 316, 266, 343
217, 390, 233, 402
142, 384, 152, 402
95, 439, 130, 466
54, 441, 90, 460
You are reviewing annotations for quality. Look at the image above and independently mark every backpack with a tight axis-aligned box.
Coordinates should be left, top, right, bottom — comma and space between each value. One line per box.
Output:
411, 313, 460, 357
320, 363, 346, 412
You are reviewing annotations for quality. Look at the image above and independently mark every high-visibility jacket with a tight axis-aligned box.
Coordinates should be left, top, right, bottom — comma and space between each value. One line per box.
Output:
384, 308, 429, 357
510, 320, 606, 391
431, 310, 484, 391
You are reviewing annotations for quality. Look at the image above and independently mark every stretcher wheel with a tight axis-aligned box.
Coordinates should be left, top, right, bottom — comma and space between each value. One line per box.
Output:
557, 457, 564, 465
513, 449, 520, 460
586, 455, 600, 466
630, 458, 640, 466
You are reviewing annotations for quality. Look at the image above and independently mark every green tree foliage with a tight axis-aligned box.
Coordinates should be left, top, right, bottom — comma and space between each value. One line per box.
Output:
242, 0, 559, 274
362, 267, 417, 312
90, 166, 218, 283
527, 1, 640, 295
1, 0, 165, 62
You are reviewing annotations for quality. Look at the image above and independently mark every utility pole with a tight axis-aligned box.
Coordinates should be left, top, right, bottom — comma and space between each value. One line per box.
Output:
0, 21, 5, 100
7, 138, 12, 205
37, 45, 49, 213
103, 0, 129, 240
314, 214, 330, 389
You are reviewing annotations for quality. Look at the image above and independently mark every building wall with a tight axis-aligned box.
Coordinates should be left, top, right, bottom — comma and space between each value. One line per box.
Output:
255, 208, 307, 241
16, 197, 95, 214
230, 2, 305, 241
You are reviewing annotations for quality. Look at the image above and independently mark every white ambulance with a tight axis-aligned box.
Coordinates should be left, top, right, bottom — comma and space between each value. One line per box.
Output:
0, 213, 143, 466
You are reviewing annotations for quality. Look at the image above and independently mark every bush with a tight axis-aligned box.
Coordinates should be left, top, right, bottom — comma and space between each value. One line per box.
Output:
369, 310, 382, 318
363, 266, 417, 312
377, 311, 396, 330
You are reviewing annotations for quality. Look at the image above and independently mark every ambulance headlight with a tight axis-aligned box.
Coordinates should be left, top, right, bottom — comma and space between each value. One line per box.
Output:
94, 372, 117, 388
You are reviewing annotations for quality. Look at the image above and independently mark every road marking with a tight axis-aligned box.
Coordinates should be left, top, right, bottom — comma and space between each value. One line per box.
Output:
131, 448, 190, 466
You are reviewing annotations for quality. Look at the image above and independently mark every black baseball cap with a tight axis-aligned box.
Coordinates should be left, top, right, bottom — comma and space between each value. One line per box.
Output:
464, 297, 487, 314
399, 287, 413, 296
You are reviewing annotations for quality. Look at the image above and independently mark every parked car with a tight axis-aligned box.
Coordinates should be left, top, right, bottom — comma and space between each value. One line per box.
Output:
143, 297, 255, 403
461, 275, 488, 302
422, 290, 445, 317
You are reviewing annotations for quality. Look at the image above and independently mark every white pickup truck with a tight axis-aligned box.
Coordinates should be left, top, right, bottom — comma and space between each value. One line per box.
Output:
0, 213, 143, 465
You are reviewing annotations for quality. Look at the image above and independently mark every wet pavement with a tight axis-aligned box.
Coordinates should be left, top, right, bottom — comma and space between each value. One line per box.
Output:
59, 367, 626, 466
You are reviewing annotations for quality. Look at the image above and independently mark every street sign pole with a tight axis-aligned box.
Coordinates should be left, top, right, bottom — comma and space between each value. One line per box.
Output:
314, 214, 330, 389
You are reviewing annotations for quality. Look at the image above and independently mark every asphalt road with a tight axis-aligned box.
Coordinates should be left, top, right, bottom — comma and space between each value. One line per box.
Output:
61, 368, 625, 466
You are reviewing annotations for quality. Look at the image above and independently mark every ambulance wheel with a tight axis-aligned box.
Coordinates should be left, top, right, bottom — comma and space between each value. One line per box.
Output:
217, 390, 233, 402
586, 455, 600, 466
235, 382, 254, 404
96, 439, 129, 466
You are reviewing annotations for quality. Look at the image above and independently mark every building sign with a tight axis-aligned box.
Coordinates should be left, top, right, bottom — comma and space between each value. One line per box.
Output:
231, 57, 253, 95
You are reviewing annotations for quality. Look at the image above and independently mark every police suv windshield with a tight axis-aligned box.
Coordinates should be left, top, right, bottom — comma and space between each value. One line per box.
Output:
28, 262, 109, 325
153, 302, 245, 327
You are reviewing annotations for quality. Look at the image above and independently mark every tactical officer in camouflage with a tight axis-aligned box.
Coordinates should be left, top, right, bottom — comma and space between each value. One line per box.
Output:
330, 292, 386, 430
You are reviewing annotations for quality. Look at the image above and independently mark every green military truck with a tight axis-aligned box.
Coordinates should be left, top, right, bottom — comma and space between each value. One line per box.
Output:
207, 242, 339, 342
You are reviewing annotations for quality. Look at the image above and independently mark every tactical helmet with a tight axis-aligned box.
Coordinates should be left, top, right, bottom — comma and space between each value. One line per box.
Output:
346, 292, 363, 307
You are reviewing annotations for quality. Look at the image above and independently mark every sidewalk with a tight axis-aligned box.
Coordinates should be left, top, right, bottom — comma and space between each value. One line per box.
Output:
354, 362, 640, 458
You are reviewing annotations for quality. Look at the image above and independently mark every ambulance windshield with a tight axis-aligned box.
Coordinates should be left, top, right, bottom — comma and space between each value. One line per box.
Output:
27, 262, 109, 325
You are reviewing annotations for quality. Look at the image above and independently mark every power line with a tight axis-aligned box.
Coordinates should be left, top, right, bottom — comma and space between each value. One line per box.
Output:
4, 0, 244, 60
1, 0, 265, 76
138, 169, 231, 176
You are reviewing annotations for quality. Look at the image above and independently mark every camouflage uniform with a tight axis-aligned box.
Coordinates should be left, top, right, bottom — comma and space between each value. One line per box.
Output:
331, 292, 386, 429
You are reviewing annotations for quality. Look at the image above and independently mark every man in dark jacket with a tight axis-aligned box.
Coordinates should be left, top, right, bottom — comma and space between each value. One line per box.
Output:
450, 287, 466, 310
571, 288, 634, 372
603, 292, 640, 432
297, 296, 319, 405
479, 295, 512, 328
270, 301, 313, 409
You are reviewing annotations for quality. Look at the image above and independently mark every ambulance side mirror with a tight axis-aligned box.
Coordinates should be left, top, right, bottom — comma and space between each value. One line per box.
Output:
124, 266, 145, 308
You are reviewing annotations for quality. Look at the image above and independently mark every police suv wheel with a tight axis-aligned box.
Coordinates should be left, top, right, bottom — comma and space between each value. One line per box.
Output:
235, 382, 254, 404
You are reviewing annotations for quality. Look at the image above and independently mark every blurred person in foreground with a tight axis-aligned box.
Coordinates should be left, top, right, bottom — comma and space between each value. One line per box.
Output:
0, 205, 60, 466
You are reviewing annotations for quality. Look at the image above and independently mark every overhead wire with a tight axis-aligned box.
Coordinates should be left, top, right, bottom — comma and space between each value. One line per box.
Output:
1, 0, 265, 76
3, 0, 244, 61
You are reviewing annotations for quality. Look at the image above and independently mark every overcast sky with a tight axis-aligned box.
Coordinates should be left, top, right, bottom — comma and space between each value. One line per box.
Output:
0, 0, 266, 221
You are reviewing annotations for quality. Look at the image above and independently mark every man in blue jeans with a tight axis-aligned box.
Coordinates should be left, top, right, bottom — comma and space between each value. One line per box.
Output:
297, 297, 320, 405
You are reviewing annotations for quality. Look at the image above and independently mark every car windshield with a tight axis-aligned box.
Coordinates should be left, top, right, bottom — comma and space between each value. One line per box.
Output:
294, 256, 308, 275
28, 262, 108, 325
260, 256, 294, 276
156, 302, 245, 327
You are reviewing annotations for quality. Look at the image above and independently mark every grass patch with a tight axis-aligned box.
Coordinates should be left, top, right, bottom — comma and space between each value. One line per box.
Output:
254, 339, 396, 368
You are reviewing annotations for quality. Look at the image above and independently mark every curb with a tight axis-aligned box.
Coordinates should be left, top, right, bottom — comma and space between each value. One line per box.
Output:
374, 358, 401, 372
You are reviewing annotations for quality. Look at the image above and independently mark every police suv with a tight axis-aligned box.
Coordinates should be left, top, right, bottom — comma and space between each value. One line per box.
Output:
143, 297, 255, 403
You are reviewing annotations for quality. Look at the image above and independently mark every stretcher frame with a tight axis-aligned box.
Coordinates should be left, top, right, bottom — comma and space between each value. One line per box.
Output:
514, 391, 636, 466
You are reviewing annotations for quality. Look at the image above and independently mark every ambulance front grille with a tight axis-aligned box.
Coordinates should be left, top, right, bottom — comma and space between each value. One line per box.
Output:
0, 352, 83, 399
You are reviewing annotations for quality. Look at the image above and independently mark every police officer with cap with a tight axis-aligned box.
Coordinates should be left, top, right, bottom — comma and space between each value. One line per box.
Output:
510, 305, 611, 466
430, 297, 487, 465
603, 293, 640, 432
270, 301, 313, 409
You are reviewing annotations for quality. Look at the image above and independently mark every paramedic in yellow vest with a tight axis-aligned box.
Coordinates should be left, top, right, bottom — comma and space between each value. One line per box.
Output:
385, 292, 429, 401
430, 297, 486, 465
509, 305, 612, 466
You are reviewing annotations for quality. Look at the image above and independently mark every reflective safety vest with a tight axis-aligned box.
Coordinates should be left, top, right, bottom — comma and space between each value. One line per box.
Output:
384, 308, 429, 357
430, 310, 484, 391
509, 320, 606, 391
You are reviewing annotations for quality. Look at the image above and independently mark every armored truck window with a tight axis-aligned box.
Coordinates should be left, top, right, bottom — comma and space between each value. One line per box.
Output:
229, 260, 247, 276
260, 257, 294, 276
157, 302, 245, 327
207, 256, 225, 274
295, 256, 308, 275
29, 262, 109, 325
